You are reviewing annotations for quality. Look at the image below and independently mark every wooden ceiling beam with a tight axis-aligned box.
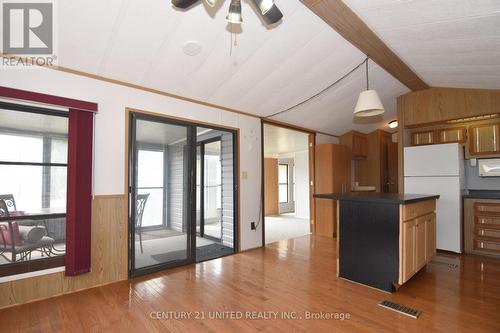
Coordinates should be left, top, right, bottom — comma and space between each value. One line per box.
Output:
301, 0, 429, 91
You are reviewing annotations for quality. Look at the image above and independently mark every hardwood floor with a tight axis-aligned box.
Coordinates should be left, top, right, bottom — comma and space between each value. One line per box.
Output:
1, 235, 499, 332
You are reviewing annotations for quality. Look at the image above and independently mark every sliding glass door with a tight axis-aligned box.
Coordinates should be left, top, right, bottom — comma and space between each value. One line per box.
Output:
129, 114, 195, 275
129, 113, 237, 277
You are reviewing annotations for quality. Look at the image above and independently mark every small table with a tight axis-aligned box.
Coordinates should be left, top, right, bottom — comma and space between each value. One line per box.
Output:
0, 209, 66, 222
0, 209, 67, 254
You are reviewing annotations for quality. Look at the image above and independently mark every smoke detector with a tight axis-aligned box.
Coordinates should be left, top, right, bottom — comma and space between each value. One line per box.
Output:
183, 41, 202, 56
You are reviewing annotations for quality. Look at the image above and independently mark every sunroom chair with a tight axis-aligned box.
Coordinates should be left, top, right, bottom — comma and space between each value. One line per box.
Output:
136, 193, 150, 254
0, 194, 36, 227
0, 200, 55, 263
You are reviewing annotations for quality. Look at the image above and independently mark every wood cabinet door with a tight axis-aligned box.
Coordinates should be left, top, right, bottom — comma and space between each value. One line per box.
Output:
469, 123, 500, 155
416, 217, 427, 269
411, 130, 436, 146
314, 144, 334, 194
352, 133, 368, 158
424, 213, 437, 262
315, 199, 335, 237
402, 220, 416, 283
438, 127, 467, 144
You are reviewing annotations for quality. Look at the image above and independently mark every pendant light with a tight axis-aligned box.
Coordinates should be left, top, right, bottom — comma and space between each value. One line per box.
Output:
226, 0, 243, 24
205, 0, 217, 7
354, 58, 385, 117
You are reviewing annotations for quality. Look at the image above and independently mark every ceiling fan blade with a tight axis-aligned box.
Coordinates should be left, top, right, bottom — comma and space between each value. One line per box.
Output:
171, 0, 200, 9
262, 5, 283, 25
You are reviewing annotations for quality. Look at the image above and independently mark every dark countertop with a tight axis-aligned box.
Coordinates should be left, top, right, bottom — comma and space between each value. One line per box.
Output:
314, 192, 440, 204
463, 190, 500, 200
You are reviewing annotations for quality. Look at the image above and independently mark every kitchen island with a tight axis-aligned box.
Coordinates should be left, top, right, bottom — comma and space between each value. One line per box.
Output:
314, 192, 439, 292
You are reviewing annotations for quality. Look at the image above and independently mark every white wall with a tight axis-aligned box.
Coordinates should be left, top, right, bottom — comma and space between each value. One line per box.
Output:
0, 68, 263, 250
293, 150, 310, 219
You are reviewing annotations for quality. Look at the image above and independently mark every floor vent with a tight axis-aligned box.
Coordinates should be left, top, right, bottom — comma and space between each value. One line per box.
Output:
378, 300, 421, 319
429, 260, 459, 269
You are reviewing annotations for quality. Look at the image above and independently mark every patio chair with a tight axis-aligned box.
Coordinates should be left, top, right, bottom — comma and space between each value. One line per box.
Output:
0, 194, 36, 227
0, 200, 56, 263
136, 193, 150, 254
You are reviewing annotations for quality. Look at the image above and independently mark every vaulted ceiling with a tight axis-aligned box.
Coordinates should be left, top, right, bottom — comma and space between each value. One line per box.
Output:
343, 0, 500, 90
55, 0, 500, 136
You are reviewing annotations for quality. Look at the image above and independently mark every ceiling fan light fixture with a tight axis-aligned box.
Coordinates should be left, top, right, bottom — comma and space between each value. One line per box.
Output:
205, 0, 217, 7
226, 0, 243, 24
256, 0, 274, 14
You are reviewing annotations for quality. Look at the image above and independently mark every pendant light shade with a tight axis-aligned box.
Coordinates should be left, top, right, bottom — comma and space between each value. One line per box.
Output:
205, 0, 217, 7
226, 0, 243, 24
354, 58, 385, 117
354, 90, 385, 117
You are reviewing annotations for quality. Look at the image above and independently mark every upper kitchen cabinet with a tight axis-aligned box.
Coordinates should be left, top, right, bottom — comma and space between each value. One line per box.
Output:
398, 88, 500, 127
438, 127, 467, 144
469, 123, 500, 156
340, 131, 368, 159
411, 130, 436, 146
352, 130, 398, 193
411, 127, 465, 146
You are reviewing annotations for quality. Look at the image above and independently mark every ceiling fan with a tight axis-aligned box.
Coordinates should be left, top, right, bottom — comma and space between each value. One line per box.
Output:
171, 0, 283, 25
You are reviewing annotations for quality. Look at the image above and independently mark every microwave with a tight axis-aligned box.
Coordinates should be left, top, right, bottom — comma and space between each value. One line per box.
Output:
478, 159, 500, 177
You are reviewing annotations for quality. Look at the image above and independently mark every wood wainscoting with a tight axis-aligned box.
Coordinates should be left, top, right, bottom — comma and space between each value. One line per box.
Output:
0, 195, 128, 309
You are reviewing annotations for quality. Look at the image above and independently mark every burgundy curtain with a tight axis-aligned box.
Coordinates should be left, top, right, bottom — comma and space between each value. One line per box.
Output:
65, 109, 94, 276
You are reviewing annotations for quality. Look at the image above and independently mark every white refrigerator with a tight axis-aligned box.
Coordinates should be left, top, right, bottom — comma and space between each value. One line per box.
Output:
404, 143, 465, 253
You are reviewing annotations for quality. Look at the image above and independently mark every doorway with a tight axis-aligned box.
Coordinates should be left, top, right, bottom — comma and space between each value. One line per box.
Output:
128, 112, 238, 277
262, 122, 314, 245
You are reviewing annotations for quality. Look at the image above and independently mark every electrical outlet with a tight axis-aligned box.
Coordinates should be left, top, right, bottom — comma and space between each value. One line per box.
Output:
251, 222, 256, 230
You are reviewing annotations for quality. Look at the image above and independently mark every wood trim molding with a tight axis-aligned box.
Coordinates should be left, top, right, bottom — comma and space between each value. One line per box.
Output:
1, 54, 339, 138
263, 118, 338, 137
300, 0, 429, 91
94, 194, 127, 199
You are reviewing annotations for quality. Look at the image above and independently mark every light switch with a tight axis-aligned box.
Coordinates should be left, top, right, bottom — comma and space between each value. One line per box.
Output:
241, 171, 248, 180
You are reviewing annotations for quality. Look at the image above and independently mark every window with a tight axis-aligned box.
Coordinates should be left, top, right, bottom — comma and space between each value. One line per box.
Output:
137, 149, 165, 228
279, 164, 288, 203
0, 104, 68, 276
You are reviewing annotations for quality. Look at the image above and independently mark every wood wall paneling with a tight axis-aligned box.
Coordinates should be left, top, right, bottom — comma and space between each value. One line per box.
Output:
264, 158, 279, 216
400, 88, 500, 127
0, 195, 128, 309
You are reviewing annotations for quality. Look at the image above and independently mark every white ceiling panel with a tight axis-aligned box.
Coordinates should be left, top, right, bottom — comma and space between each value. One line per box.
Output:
343, 0, 500, 89
264, 124, 309, 156
53, 0, 413, 135
58, 0, 127, 74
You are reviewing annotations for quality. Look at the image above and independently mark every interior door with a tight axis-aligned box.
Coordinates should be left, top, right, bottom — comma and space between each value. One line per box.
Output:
129, 113, 195, 276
